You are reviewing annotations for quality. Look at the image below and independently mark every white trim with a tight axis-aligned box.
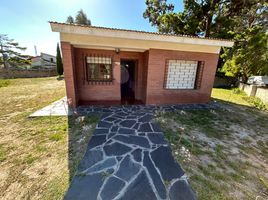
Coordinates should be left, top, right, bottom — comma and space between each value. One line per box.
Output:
61, 33, 222, 54
73, 44, 146, 52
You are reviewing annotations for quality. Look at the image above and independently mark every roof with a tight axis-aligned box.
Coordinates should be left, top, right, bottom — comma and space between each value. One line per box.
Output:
49, 21, 232, 43
49, 21, 234, 53
40, 52, 56, 58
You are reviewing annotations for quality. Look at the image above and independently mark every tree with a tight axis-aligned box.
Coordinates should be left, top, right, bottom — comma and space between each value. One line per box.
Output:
56, 43, 63, 77
75, 9, 91, 25
143, 0, 268, 81
221, 1, 268, 82
66, 15, 74, 24
0, 34, 27, 68
66, 9, 91, 25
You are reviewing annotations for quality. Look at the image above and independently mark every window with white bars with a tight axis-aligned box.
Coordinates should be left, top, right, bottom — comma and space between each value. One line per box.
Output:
86, 56, 113, 82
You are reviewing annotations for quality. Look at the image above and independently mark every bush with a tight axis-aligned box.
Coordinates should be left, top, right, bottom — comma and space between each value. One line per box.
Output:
0, 79, 10, 88
232, 88, 243, 94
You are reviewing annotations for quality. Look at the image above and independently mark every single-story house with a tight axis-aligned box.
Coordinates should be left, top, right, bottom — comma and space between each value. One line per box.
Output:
31, 52, 56, 69
50, 22, 233, 108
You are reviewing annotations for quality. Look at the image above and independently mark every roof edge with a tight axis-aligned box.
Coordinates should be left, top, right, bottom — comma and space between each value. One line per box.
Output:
49, 21, 234, 47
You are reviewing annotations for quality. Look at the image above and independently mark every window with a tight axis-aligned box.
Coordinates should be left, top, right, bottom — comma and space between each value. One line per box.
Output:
86, 57, 113, 82
164, 60, 201, 89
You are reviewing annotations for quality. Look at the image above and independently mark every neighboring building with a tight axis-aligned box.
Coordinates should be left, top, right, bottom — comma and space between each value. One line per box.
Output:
31, 53, 56, 69
50, 22, 234, 108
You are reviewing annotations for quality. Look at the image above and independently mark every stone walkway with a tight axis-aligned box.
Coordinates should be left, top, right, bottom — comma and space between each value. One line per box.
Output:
64, 104, 219, 200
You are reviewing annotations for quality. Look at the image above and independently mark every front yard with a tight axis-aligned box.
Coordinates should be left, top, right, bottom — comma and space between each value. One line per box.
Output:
0, 78, 267, 200
0, 77, 98, 200
156, 88, 268, 200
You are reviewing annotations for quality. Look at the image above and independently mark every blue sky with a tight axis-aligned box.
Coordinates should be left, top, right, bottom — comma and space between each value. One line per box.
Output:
0, 0, 183, 56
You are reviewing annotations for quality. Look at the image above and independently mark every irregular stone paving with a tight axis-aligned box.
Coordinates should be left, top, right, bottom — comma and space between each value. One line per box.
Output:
64, 104, 219, 200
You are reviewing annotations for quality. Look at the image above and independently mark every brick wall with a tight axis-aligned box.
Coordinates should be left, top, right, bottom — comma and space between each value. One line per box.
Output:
61, 42, 77, 107
73, 48, 146, 104
145, 49, 219, 104
63, 47, 219, 106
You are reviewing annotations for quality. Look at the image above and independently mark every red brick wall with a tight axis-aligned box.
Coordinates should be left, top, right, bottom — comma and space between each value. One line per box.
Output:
142, 51, 149, 103
61, 42, 77, 107
73, 48, 146, 104
145, 49, 219, 104
63, 46, 219, 106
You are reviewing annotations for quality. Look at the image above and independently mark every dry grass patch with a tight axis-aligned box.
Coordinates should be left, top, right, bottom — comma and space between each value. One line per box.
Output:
0, 77, 98, 200
156, 88, 268, 200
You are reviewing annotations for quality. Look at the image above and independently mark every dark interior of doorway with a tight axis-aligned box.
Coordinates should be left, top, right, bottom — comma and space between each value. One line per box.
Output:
120, 59, 136, 105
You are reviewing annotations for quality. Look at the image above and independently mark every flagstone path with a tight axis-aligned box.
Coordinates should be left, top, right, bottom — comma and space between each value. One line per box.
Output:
64, 104, 217, 200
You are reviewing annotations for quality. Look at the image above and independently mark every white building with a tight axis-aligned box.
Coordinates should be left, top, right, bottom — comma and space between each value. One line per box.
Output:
31, 53, 56, 69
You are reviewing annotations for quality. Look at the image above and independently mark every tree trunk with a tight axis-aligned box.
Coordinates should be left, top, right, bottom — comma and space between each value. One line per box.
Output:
205, 15, 212, 37
241, 73, 248, 83
204, 0, 220, 37
0, 44, 8, 69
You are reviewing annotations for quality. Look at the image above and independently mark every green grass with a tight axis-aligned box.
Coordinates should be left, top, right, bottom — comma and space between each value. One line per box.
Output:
0, 144, 7, 162
0, 79, 10, 88
24, 154, 38, 165
212, 88, 251, 106
212, 88, 268, 110
49, 133, 64, 141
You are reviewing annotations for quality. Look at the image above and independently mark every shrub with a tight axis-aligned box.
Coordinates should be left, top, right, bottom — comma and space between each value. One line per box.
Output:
0, 79, 10, 88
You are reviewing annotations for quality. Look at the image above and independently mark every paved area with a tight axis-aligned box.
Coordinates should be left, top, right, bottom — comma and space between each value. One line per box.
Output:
29, 97, 73, 117
62, 104, 212, 200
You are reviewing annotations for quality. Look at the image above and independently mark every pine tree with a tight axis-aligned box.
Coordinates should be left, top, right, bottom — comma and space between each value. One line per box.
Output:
66, 9, 91, 26
56, 43, 63, 77
0, 34, 27, 68
66, 16, 74, 24
75, 9, 91, 25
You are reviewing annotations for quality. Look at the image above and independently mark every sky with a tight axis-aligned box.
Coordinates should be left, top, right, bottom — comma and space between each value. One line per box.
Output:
0, 0, 183, 56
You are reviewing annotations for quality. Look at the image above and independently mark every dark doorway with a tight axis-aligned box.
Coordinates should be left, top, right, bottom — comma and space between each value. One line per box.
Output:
120, 59, 136, 104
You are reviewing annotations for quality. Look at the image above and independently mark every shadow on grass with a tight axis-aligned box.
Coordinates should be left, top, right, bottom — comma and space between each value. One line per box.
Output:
67, 113, 100, 181
57, 76, 64, 81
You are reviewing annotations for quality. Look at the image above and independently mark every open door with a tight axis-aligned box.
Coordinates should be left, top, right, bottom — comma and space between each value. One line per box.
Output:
120, 59, 136, 104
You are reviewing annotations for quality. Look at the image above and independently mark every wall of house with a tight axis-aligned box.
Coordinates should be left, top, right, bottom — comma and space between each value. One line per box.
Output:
73, 48, 146, 104
145, 49, 219, 104
63, 45, 219, 106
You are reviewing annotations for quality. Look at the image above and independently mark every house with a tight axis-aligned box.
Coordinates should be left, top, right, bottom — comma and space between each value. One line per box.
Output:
50, 22, 233, 108
31, 53, 56, 69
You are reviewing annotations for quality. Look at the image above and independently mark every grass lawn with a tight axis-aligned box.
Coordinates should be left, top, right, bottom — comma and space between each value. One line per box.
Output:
0, 77, 98, 200
156, 88, 268, 200
1, 78, 267, 200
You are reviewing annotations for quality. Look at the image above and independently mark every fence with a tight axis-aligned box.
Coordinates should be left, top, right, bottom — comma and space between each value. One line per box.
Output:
0, 68, 57, 78
239, 83, 268, 103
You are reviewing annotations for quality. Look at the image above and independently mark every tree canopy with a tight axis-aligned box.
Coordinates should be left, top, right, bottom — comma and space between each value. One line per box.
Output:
0, 34, 29, 68
143, 0, 268, 81
66, 16, 74, 24
66, 9, 91, 25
